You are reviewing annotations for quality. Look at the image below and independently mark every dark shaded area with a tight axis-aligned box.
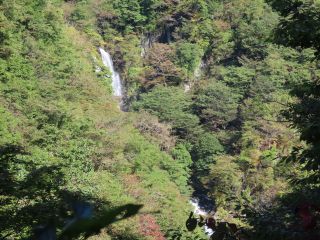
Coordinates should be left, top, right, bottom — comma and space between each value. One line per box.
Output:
268, 0, 320, 56
159, 25, 174, 44
186, 210, 248, 240
189, 172, 216, 214
243, 186, 320, 240
0, 144, 142, 239
186, 201, 318, 240
60, 203, 143, 239
0, 144, 81, 238
284, 79, 320, 182
267, 0, 304, 15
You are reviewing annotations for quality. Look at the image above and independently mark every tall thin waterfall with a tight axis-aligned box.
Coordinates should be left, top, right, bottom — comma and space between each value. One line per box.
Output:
99, 48, 123, 97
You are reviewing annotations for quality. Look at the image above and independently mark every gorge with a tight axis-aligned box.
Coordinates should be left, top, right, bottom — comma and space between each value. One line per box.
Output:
1, 0, 319, 239
99, 45, 215, 237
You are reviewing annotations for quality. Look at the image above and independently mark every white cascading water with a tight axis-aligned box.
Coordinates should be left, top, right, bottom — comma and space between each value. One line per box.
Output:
99, 48, 123, 97
190, 199, 214, 237
184, 60, 204, 93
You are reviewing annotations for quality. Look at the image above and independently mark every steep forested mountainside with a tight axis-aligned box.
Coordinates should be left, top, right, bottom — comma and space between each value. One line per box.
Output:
0, 0, 319, 240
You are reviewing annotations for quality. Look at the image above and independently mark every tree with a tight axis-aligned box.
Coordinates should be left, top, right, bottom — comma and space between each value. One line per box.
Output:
113, 0, 146, 32
207, 156, 242, 208
268, 0, 320, 181
143, 43, 183, 88
192, 133, 224, 172
176, 42, 203, 78
269, 0, 320, 56
132, 86, 201, 138
221, 0, 278, 59
285, 73, 320, 182
193, 81, 240, 130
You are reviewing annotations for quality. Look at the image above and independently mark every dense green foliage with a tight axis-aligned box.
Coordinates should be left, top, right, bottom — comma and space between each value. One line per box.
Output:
133, 86, 200, 138
0, 0, 202, 239
1, 0, 320, 239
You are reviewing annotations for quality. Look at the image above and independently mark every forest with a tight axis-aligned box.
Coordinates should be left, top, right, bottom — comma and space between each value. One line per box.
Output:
0, 0, 319, 239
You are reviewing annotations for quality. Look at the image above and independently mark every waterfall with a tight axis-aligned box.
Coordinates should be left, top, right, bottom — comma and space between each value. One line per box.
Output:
189, 175, 216, 237
194, 60, 204, 80
190, 198, 214, 237
184, 60, 204, 93
99, 48, 123, 97
140, 35, 151, 57
184, 83, 191, 93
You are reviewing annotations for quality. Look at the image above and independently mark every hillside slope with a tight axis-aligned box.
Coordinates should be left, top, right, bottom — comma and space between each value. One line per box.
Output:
1, 0, 320, 240
0, 1, 202, 239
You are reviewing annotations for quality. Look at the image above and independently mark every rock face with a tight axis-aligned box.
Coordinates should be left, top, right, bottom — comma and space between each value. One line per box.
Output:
140, 33, 159, 57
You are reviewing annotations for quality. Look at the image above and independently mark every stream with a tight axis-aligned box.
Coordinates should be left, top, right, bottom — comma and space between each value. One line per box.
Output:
190, 174, 216, 237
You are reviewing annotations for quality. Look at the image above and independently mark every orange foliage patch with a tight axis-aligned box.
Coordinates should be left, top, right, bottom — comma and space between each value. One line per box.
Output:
214, 20, 231, 31
139, 214, 166, 240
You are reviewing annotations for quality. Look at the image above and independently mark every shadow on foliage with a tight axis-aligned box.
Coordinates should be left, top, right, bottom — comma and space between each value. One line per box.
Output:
267, 0, 320, 56
186, 186, 320, 240
0, 144, 143, 240
185, 211, 248, 240
59, 203, 143, 239
242, 186, 320, 240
